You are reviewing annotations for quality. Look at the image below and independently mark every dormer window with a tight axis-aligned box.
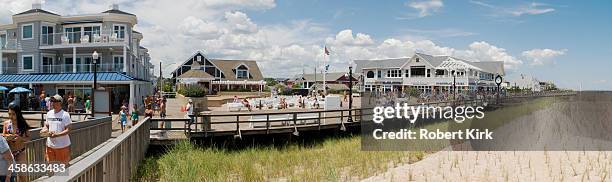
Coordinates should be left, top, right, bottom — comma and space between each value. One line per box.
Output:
236, 65, 249, 79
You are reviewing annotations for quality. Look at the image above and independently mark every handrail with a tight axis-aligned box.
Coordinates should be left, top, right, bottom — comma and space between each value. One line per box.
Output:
25, 116, 112, 181
44, 117, 150, 181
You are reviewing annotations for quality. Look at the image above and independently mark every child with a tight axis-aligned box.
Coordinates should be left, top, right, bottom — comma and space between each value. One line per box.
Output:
131, 105, 139, 126
115, 106, 128, 133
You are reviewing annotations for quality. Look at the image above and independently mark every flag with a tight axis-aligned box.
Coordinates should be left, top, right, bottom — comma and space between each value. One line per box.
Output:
324, 46, 330, 55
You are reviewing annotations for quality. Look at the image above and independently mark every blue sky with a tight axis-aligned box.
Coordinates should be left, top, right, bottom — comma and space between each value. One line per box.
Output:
243, 0, 611, 90
0, 0, 610, 90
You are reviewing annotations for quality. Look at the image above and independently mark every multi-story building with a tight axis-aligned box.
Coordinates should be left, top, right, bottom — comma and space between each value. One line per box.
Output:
354, 53, 504, 93
0, 3, 154, 112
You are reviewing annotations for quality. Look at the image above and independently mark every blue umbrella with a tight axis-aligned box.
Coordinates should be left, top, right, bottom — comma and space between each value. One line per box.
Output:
9, 87, 31, 94
0, 86, 8, 91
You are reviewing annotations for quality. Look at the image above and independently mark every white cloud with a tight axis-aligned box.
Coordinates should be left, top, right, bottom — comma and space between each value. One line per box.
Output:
406, 0, 444, 17
522, 48, 567, 66
178, 16, 224, 40
224, 11, 258, 33
454, 41, 523, 70
510, 2, 555, 16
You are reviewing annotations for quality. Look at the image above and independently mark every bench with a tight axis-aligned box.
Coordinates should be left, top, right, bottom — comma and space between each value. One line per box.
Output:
227, 103, 245, 112
248, 113, 319, 128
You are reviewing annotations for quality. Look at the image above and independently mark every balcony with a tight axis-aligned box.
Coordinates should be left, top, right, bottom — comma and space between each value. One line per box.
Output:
40, 64, 124, 74
0, 39, 20, 51
40, 30, 129, 49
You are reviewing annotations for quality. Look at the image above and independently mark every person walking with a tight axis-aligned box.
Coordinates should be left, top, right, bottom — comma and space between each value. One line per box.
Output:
185, 99, 194, 124
131, 105, 140, 126
0, 135, 15, 182
67, 94, 75, 113
159, 97, 167, 137
115, 106, 128, 132
3, 102, 31, 182
41, 95, 72, 165
84, 96, 91, 114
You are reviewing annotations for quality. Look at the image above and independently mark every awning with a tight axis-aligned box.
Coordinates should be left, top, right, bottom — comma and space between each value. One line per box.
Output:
0, 72, 138, 84
211, 80, 265, 85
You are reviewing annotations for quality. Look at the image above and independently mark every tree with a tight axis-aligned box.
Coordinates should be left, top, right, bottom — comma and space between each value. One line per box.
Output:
292, 83, 303, 89
264, 78, 278, 86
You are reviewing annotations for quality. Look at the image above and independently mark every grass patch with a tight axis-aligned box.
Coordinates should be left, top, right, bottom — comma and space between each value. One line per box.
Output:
136, 136, 423, 181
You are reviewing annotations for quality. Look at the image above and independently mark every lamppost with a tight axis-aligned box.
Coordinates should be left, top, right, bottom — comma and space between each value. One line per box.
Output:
345, 66, 354, 122
91, 51, 99, 118
451, 70, 456, 100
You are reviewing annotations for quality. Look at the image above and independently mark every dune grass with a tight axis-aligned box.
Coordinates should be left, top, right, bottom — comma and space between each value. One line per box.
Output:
136, 97, 558, 181
136, 136, 424, 181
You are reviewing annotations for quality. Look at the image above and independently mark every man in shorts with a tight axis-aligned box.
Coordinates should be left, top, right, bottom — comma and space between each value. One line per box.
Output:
42, 95, 72, 165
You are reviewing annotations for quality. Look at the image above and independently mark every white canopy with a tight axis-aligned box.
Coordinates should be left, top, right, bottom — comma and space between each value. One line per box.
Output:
211, 80, 265, 85
435, 60, 482, 71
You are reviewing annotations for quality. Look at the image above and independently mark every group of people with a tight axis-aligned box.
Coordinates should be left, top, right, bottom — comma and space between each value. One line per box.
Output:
114, 94, 168, 133
1, 94, 73, 181
32, 91, 91, 114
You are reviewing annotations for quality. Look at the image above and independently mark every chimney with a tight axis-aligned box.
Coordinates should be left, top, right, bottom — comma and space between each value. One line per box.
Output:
110, 4, 119, 10
32, 3, 42, 9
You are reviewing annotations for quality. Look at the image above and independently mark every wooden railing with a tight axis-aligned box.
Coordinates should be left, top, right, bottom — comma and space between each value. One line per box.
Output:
44, 117, 150, 181
24, 116, 112, 181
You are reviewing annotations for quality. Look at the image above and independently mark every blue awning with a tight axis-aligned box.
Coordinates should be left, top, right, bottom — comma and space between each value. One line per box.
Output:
0, 72, 138, 83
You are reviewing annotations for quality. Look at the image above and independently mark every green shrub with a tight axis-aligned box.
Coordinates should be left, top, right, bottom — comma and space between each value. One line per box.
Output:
178, 87, 207, 97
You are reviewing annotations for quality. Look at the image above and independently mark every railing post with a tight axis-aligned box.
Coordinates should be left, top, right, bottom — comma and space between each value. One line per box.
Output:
266, 114, 270, 134
40, 112, 45, 127
236, 115, 240, 134
318, 112, 321, 130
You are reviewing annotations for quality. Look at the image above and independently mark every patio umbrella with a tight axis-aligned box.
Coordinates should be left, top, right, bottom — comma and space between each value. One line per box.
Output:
0, 86, 8, 91
9, 87, 31, 94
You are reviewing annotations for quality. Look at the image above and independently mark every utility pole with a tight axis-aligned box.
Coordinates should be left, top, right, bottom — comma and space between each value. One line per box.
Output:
159, 61, 163, 93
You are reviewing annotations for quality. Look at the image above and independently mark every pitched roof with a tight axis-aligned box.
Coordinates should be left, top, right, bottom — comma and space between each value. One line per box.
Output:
177, 69, 213, 79
210, 59, 264, 81
102, 9, 136, 16
15, 9, 60, 16
354, 58, 409, 70
415, 53, 448, 67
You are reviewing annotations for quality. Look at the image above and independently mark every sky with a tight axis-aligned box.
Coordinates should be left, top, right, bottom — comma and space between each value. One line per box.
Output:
0, 0, 611, 90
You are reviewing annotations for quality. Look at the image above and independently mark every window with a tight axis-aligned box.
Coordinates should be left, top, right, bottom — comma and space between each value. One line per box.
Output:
386, 69, 401, 78
22, 24, 33, 40
435, 70, 445, 76
114, 56, 124, 72
415, 58, 420, 62
377, 70, 382, 78
366, 71, 374, 78
41, 25, 54, 45
113, 25, 126, 39
64, 57, 73, 72
236, 65, 249, 79
83, 26, 100, 43
405, 69, 410, 77
64, 27, 81, 43
22, 55, 33, 70
42, 56, 54, 73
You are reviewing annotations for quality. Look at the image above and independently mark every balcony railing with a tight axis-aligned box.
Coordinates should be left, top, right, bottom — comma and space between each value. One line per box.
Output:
1, 38, 19, 50
41, 64, 124, 73
40, 30, 128, 47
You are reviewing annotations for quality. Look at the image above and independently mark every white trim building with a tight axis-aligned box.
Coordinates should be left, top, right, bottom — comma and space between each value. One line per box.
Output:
354, 53, 505, 93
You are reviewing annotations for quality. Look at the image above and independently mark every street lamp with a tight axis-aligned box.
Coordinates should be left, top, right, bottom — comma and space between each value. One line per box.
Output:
451, 70, 456, 100
345, 66, 354, 122
91, 51, 99, 118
